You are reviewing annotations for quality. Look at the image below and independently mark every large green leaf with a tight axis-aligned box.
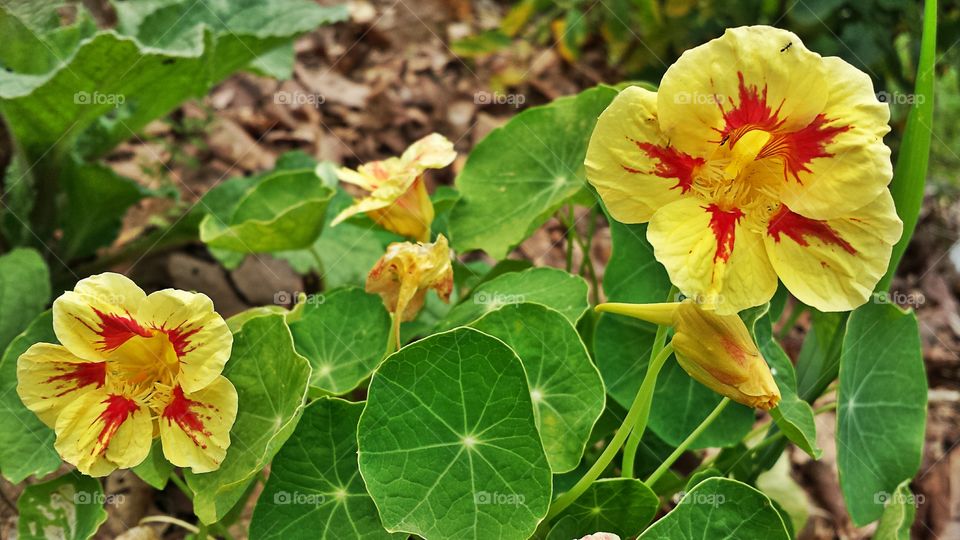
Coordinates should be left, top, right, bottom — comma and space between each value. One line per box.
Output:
186, 315, 311, 524
200, 169, 334, 253
639, 478, 790, 539
438, 267, 589, 331
0, 311, 60, 482
448, 86, 618, 258
250, 398, 398, 539
17, 471, 108, 540
837, 302, 926, 525
358, 328, 552, 540
601, 220, 671, 304
545, 478, 658, 539
0, 248, 50, 348
289, 287, 390, 394
469, 303, 605, 473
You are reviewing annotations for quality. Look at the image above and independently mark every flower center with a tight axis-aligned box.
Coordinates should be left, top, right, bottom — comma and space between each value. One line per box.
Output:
105, 330, 180, 406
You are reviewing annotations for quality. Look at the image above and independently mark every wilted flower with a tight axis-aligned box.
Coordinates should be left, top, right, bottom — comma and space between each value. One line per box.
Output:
586, 26, 902, 314
367, 234, 455, 346
597, 300, 781, 410
17, 273, 237, 476
332, 133, 456, 242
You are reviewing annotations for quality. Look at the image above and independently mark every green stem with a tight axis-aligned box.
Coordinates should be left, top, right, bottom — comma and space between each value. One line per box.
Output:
564, 206, 576, 273
621, 323, 669, 477
645, 398, 730, 486
546, 343, 674, 521
776, 303, 805, 342
308, 245, 326, 291
384, 312, 399, 357
170, 473, 193, 500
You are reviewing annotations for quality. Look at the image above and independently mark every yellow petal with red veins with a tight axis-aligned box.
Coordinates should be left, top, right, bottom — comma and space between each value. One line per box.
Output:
657, 26, 828, 158
585, 86, 693, 223
54, 389, 152, 476
159, 376, 238, 473
648, 197, 777, 314
52, 272, 148, 362
763, 190, 902, 312
17, 343, 106, 427
137, 289, 232, 394
776, 56, 893, 220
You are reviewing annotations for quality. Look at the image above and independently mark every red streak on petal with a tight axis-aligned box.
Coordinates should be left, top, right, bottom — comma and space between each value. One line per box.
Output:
95, 395, 139, 454
767, 205, 856, 254
76, 309, 151, 352
757, 114, 852, 182
704, 204, 744, 263
715, 72, 785, 145
162, 386, 212, 450
45, 362, 106, 398
158, 324, 202, 358
634, 141, 705, 193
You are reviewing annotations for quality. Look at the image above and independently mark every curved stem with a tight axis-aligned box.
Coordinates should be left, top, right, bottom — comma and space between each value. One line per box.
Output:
140, 515, 201, 535
546, 343, 674, 521
308, 245, 326, 291
621, 322, 669, 478
645, 397, 730, 486
384, 312, 399, 357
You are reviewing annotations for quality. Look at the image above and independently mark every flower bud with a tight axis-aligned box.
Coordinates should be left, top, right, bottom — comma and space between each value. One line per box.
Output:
596, 300, 781, 410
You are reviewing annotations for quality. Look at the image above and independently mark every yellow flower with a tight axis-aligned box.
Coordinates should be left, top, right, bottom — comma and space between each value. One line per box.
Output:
586, 26, 902, 314
367, 234, 454, 345
332, 133, 456, 242
17, 273, 237, 477
598, 300, 781, 410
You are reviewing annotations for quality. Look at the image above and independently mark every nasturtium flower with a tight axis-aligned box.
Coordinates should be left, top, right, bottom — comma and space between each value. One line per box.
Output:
586, 26, 903, 314
332, 133, 456, 242
598, 300, 781, 410
17, 273, 237, 477
367, 234, 454, 345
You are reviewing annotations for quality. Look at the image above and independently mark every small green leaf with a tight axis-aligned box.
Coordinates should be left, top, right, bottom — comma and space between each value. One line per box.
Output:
875, 479, 918, 540
639, 478, 790, 539
289, 287, 390, 394
132, 440, 173, 490
250, 398, 399, 539
448, 86, 618, 258
358, 328, 552, 540
545, 478, 658, 539
186, 315, 311, 524
0, 311, 60, 482
469, 303, 605, 473
838, 302, 927, 526
0, 248, 50, 349
439, 267, 589, 330
601, 220, 670, 304
17, 471, 108, 540
200, 169, 334, 253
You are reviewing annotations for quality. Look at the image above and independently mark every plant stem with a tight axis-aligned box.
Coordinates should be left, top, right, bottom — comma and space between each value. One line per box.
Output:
308, 245, 326, 291
621, 322, 669, 478
546, 343, 674, 521
170, 473, 193, 500
645, 398, 730, 486
565, 206, 576, 273
384, 312, 399, 357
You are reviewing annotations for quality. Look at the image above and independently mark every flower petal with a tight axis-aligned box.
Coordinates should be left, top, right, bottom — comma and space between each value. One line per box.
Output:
17, 343, 106, 427
52, 273, 148, 362
585, 86, 692, 223
159, 376, 238, 473
657, 26, 828, 158
54, 390, 152, 476
401, 133, 457, 169
764, 190, 902, 311
137, 289, 232, 393
648, 197, 777, 314
776, 56, 893, 219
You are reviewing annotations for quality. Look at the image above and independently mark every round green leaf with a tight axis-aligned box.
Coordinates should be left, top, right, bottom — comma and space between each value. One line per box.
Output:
448, 86, 618, 258
545, 478, 658, 539
639, 477, 790, 539
250, 398, 399, 539
289, 287, 390, 394
838, 302, 926, 526
358, 327, 552, 540
469, 303, 605, 473
17, 471, 108, 540
200, 169, 334, 253
439, 267, 589, 331
185, 315, 311, 524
